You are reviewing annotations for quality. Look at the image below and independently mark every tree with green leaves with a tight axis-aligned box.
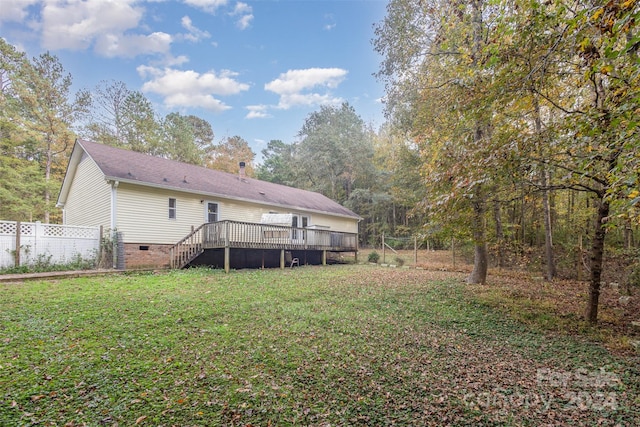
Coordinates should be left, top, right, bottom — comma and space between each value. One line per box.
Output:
117, 91, 162, 155
293, 102, 374, 204
255, 139, 296, 185
83, 81, 214, 165
540, 0, 639, 323
207, 135, 255, 175
375, 0, 503, 284
83, 81, 161, 154
161, 112, 213, 165
82, 80, 131, 147
0, 39, 45, 220
491, 0, 639, 322
1, 41, 89, 223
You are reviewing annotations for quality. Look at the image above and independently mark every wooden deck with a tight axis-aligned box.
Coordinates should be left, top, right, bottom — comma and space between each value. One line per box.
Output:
170, 220, 358, 270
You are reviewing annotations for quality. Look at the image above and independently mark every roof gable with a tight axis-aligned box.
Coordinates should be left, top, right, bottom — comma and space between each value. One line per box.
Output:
62, 139, 359, 219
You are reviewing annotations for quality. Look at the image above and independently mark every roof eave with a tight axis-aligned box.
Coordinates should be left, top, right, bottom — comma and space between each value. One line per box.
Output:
56, 140, 85, 207
104, 176, 361, 220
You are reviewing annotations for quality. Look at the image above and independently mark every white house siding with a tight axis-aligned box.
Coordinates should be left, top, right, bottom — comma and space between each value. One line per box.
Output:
219, 200, 358, 233
218, 199, 268, 224
116, 184, 204, 244
304, 212, 358, 234
64, 154, 111, 229
115, 183, 358, 245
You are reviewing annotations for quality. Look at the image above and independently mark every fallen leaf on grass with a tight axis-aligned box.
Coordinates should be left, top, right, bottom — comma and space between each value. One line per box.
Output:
135, 415, 147, 424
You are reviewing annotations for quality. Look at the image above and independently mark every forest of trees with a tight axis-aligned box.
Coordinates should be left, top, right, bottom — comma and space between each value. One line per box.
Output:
373, 0, 640, 322
1, 0, 639, 323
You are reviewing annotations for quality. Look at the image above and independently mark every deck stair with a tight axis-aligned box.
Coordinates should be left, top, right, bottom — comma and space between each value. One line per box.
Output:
169, 223, 206, 269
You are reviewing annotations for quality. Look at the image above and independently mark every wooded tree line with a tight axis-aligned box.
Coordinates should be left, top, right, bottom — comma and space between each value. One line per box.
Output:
0, 39, 255, 223
374, 0, 640, 322
1, 0, 638, 323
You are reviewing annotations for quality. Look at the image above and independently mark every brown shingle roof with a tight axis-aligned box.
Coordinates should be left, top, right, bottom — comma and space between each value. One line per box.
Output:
77, 139, 360, 219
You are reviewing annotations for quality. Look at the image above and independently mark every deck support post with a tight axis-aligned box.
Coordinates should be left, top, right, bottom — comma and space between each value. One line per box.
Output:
280, 249, 285, 269
322, 250, 326, 265
224, 247, 230, 273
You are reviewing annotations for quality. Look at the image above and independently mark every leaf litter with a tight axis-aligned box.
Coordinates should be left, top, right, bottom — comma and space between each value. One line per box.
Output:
0, 265, 637, 425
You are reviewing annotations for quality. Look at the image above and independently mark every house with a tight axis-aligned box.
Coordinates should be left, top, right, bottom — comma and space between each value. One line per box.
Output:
56, 139, 360, 270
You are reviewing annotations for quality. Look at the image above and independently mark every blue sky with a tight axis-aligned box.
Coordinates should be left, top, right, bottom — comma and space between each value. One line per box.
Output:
0, 0, 388, 162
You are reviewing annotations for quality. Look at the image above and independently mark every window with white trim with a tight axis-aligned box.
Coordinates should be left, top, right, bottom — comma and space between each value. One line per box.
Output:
169, 198, 176, 219
206, 202, 219, 222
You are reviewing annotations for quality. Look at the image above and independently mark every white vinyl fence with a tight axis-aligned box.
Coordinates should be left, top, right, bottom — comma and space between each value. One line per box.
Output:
0, 221, 101, 269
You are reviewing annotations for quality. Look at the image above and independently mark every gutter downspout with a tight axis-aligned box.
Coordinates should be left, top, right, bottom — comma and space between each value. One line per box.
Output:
110, 180, 119, 232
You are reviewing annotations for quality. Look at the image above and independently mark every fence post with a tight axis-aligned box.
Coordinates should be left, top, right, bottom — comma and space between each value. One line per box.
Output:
97, 225, 103, 269
382, 233, 385, 264
577, 234, 583, 281
15, 221, 21, 267
34, 221, 42, 259
414, 236, 418, 264
452, 237, 456, 269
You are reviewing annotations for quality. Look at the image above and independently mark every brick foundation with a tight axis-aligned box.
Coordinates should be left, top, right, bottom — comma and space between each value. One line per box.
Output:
124, 243, 171, 269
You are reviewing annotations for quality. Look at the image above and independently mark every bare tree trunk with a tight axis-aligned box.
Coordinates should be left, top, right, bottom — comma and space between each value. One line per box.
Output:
466, 0, 488, 285
468, 187, 488, 285
44, 147, 52, 224
541, 168, 556, 280
585, 71, 618, 324
493, 199, 505, 268
520, 189, 526, 244
586, 194, 609, 324
533, 94, 555, 280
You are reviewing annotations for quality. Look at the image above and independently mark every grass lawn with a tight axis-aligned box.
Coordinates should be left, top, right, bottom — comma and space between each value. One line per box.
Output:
1, 265, 638, 426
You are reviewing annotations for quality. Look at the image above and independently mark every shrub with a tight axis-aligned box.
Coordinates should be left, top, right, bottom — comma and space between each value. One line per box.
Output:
394, 256, 405, 267
368, 251, 380, 263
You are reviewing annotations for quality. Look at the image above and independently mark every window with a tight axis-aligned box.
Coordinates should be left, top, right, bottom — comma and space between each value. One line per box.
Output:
291, 214, 309, 240
207, 202, 218, 222
169, 198, 176, 219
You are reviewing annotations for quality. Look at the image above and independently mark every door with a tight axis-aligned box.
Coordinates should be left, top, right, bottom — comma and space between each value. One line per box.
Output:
291, 214, 308, 243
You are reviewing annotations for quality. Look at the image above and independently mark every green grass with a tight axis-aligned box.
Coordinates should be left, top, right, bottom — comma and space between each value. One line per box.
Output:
1, 265, 638, 426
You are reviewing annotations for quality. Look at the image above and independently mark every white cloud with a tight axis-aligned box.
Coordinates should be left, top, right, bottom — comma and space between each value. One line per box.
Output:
0, 0, 39, 23
279, 92, 343, 109
265, 68, 347, 109
235, 13, 253, 30
138, 66, 250, 112
40, 0, 143, 51
323, 14, 336, 31
6, 0, 185, 62
230, 2, 252, 30
183, 0, 228, 13
180, 15, 211, 42
161, 54, 190, 67
5, 0, 236, 59
95, 32, 173, 58
245, 105, 271, 119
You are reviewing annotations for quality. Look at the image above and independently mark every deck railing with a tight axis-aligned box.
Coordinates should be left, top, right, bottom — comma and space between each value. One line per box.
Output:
169, 223, 206, 269
170, 220, 358, 269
